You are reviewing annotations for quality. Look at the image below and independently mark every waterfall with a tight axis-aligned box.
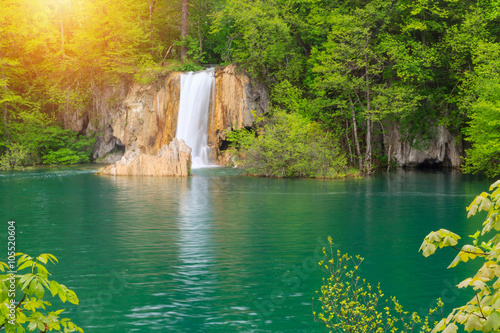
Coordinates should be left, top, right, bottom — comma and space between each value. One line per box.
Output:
175, 68, 215, 168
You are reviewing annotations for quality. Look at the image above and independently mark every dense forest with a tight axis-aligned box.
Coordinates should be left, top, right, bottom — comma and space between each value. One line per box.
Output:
0, 0, 499, 176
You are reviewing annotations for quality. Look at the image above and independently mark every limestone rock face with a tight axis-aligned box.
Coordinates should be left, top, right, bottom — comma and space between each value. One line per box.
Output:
105, 66, 268, 162
385, 122, 463, 167
61, 65, 269, 166
210, 64, 269, 150
111, 73, 181, 156
59, 84, 129, 160
97, 138, 192, 177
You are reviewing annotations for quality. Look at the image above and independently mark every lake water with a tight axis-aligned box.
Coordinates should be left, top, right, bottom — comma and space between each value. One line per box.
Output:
0, 166, 493, 332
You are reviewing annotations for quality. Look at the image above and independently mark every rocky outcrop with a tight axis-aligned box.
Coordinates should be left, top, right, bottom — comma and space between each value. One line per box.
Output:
385, 122, 464, 168
59, 84, 129, 160
74, 65, 269, 166
210, 65, 268, 149
110, 73, 181, 156
96, 138, 192, 176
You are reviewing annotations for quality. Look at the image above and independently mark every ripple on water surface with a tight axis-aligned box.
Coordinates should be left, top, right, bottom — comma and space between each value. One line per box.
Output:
0, 166, 491, 332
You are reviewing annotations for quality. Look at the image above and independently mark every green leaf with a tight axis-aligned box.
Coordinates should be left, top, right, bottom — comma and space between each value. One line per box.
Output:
21, 274, 35, 290
49, 280, 60, 297
57, 284, 67, 303
490, 180, 500, 191
0, 261, 10, 272
17, 260, 34, 272
34, 281, 45, 299
443, 236, 458, 247
432, 318, 447, 333
46, 254, 58, 264
27, 321, 37, 331
37, 255, 47, 264
422, 243, 437, 257
442, 323, 458, 333
465, 315, 483, 332
66, 289, 79, 305
483, 311, 500, 332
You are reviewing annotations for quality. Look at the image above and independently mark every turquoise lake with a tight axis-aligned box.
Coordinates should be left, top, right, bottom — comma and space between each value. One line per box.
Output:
0, 166, 493, 332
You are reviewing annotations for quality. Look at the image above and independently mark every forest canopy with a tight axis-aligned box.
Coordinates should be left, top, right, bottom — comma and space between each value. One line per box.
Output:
0, 0, 499, 175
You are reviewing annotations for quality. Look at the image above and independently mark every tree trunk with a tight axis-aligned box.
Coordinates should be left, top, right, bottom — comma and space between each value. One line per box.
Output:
149, 0, 156, 56
345, 120, 353, 164
59, 4, 65, 58
387, 145, 391, 172
364, 41, 372, 172
365, 117, 371, 171
1, 48, 9, 143
197, 1, 202, 61
180, 0, 189, 61
349, 97, 362, 170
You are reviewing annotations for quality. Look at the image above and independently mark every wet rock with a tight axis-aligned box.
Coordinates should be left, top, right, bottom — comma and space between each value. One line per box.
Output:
97, 138, 192, 177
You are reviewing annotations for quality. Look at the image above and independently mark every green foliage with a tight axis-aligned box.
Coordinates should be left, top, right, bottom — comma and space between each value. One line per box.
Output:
271, 80, 310, 117
173, 62, 205, 73
132, 54, 164, 85
0, 109, 95, 170
1, 0, 500, 173
0, 253, 83, 332
211, 0, 306, 84
177, 35, 205, 64
420, 180, 500, 332
227, 110, 346, 178
315, 237, 443, 332
225, 127, 255, 153
462, 42, 500, 177
0, 144, 31, 171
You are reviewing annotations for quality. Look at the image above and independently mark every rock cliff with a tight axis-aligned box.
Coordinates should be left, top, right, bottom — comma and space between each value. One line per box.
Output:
109, 73, 181, 156
61, 64, 464, 170
210, 65, 269, 150
66, 65, 269, 166
96, 138, 192, 176
384, 122, 464, 168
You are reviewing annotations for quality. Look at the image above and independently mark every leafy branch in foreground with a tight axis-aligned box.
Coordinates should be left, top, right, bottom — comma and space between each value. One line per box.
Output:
314, 236, 443, 333
420, 180, 500, 333
0, 253, 83, 333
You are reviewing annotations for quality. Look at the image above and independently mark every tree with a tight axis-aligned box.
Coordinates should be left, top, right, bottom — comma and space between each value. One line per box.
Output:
419, 179, 500, 332
180, 0, 189, 61
211, 0, 305, 84
462, 42, 500, 177
0, 252, 83, 333
310, 3, 391, 172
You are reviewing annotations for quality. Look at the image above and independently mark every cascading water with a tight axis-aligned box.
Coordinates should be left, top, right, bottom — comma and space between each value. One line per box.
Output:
175, 68, 215, 168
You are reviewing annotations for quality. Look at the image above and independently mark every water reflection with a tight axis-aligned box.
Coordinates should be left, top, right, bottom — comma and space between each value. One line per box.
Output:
0, 167, 492, 333
172, 175, 217, 327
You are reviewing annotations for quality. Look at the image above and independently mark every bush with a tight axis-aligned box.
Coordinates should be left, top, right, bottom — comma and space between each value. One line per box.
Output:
316, 180, 500, 333
227, 110, 346, 177
1, 110, 95, 169
0, 144, 32, 170
314, 237, 443, 332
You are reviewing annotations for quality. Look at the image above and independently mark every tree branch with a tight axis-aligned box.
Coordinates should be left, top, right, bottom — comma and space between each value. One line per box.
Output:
450, 246, 489, 256
475, 290, 487, 319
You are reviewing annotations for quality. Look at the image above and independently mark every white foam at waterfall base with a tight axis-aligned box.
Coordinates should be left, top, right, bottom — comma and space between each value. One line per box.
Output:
175, 68, 216, 168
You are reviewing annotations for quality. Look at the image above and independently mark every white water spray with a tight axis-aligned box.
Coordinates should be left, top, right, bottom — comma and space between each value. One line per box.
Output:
175, 68, 215, 168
